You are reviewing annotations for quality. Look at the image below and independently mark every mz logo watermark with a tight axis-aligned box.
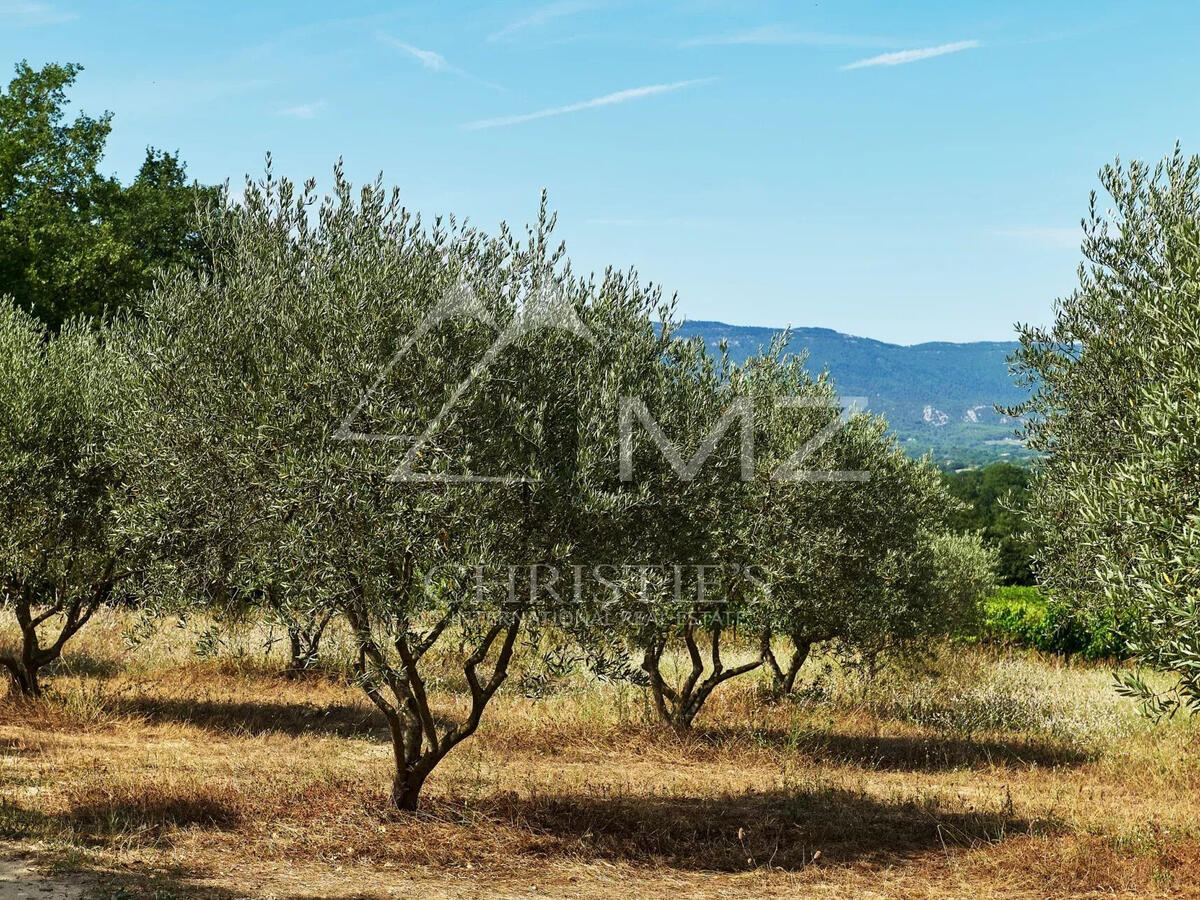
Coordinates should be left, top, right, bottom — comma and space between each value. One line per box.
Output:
334, 278, 869, 485
619, 396, 869, 483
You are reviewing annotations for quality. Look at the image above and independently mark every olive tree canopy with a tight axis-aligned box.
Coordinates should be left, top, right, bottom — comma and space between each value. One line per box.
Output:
0, 301, 128, 695
1011, 148, 1200, 716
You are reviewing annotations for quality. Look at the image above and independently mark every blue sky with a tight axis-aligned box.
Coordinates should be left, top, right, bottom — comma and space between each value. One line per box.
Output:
4, 0, 1200, 343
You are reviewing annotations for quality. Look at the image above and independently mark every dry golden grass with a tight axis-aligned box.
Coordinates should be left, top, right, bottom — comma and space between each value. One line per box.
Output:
1, 611, 1199, 898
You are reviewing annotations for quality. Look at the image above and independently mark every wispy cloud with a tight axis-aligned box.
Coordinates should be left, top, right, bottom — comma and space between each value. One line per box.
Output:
842, 40, 980, 70
0, 1, 75, 26
463, 77, 713, 130
384, 38, 462, 74
277, 101, 326, 119
488, 1, 596, 42
379, 34, 504, 91
997, 227, 1079, 250
682, 24, 896, 49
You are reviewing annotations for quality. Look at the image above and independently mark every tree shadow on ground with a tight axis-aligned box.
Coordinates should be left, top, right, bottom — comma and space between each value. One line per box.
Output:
420, 784, 1037, 872
67, 794, 242, 841
1, 851, 255, 900
0, 734, 49, 756
0, 793, 240, 846
113, 695, 389, 739
3, 783, 1040, 889
695, 726, 1096, 770
50, 650, 125, 679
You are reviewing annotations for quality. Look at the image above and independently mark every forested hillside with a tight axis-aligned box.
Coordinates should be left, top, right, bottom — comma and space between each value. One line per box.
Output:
677, 321, 1033, 467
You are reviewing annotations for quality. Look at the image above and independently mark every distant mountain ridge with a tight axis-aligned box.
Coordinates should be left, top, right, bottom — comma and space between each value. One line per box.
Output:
673, 321, 1032, 468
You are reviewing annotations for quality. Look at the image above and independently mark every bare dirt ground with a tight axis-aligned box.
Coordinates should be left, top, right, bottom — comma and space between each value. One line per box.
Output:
1, 613, 1198, 899
0, 849, 84, 900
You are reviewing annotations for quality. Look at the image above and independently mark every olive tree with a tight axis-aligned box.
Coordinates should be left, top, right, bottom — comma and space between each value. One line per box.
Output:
1012, 148, 1200, 716
118, 165, 675, 809
118, 167, 501, 809
757, 424, 994, 696
334, 247, 673, 810
600, 337, 865, 726
600, 335, 765, 730
598, 332, 994, 725
0, 301, 128, 695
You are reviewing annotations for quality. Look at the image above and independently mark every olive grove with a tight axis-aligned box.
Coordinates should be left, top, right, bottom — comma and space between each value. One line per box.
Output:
2, 162, 996, 810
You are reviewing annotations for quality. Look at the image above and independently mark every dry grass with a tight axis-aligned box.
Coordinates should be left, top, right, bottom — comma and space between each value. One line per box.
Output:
1, 611, 1199, 898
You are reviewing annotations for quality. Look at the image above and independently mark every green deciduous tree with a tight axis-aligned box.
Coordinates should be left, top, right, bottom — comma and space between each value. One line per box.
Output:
0, 61, 216, 328
942, 462, 1035, 586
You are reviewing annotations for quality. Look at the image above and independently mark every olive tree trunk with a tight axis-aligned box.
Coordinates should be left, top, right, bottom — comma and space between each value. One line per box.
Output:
285, 610, 334, 675
642, 618, 762, 730
345, 593, 521, 813
760, 628, 815, 696
1, 573, 115, 698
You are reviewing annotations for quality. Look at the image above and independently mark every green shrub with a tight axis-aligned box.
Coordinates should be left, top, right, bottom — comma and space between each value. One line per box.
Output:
978, 587, 1129, 660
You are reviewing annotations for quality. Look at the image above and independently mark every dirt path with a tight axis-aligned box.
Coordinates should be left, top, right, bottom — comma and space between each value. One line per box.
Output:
0, 852, 85, 900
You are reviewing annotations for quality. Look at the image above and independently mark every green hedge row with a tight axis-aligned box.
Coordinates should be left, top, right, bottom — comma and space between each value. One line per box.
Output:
977, 586, 1129, 660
